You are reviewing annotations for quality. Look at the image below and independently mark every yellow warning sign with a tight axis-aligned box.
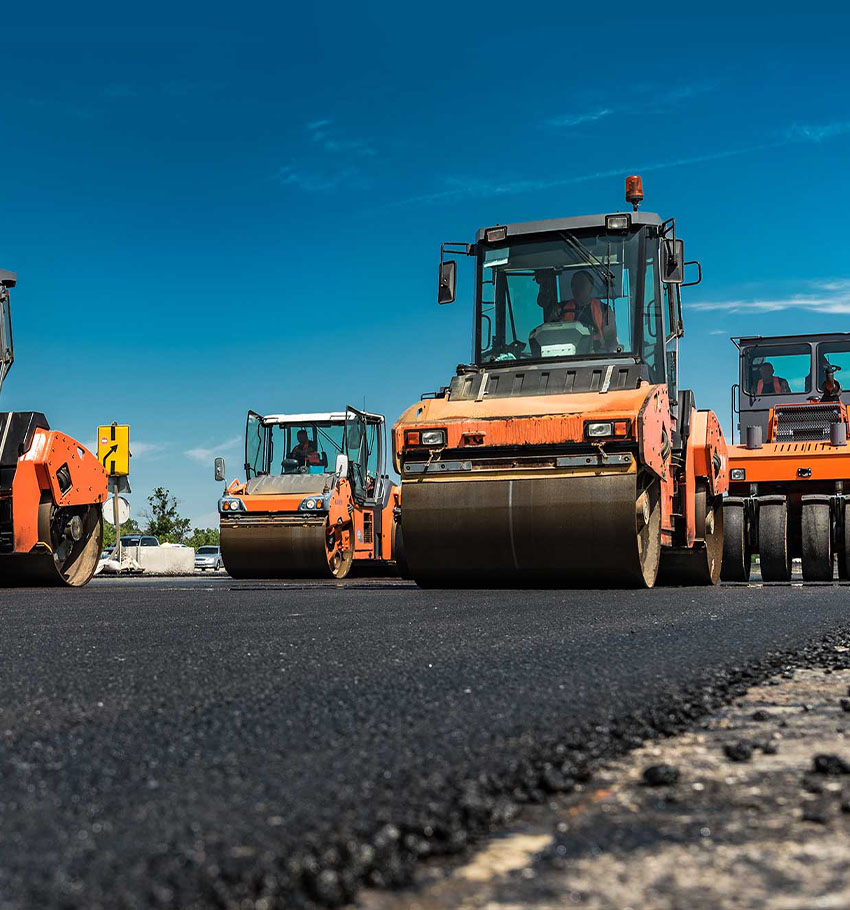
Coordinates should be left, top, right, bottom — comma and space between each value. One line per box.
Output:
97, 424, 130, 476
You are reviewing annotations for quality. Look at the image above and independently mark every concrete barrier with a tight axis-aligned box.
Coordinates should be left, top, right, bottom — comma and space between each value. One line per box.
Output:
126, 546, 195, 575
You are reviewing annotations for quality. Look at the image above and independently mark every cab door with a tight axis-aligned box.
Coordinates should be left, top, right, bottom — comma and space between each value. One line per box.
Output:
345, 407, 385, 560
245, 411, 267, 479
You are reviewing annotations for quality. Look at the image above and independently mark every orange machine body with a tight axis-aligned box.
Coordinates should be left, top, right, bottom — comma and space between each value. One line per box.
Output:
723, 334, 850, 582
9, 427, 108, 552
394, 382, 727, 551
225, 475, 399, 566
393, 187, 727, 587
219, 409, 401, 579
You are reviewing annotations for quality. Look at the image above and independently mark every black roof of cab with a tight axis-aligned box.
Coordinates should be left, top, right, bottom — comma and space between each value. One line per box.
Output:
475, 211, 663, 243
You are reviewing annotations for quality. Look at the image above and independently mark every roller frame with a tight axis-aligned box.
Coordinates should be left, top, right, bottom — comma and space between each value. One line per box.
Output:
0, 416, 107, 587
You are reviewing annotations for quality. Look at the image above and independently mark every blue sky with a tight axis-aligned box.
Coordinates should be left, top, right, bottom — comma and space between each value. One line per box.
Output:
1, 3, 849, 527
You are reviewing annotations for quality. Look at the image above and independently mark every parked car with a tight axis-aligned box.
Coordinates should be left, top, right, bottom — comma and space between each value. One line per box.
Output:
121, 535, 159, 549
195, 546, 223, 571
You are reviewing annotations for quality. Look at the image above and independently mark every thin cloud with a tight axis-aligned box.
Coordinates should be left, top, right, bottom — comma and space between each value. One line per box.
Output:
391, 140, 780, 207
691, 280, 850, 315
278, 164, 365, 192
546, 81, 718, 130
130, 440, 166, 458
546, 108, 613, 128
185, 436, 241, 464
785, 121, 850, 143
305, 119, 375, 156
393, 117, 850, 207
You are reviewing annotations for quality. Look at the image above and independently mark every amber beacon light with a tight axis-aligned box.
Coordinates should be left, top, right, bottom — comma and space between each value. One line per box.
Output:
625, 175, 644, 211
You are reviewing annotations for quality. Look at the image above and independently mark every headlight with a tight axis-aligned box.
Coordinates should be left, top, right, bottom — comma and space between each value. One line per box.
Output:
420, 429, 447, 446
586, 421, 613, 438
584, 419, 631, 439
605, 214, 631, 231
730, 468, 746, 481
299, 496, 328, 511
218, 497, 245, 513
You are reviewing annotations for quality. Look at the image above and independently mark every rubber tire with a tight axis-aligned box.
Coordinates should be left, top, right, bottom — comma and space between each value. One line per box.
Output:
721, 500, 751, 582
801, 500, 834, 582
758, 499, 792, 582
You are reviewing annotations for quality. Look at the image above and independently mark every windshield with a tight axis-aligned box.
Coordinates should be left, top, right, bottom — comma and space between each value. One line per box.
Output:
477, 228, 664, 376
743, 343, 812, 396
197, 547, 218, 554
265, 422, 346, 475
817, 341, 850, 390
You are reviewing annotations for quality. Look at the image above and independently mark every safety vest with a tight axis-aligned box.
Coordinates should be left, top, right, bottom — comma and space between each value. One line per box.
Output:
756, 377, 781, 395
295, 442, 321, 465
559, 297, 605, 338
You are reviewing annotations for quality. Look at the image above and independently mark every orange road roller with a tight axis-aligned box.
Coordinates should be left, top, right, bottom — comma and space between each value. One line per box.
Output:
0, 269, 107, 586
393, 177, 728, 588
722, 332, 850, 582
217, 408, 401, 579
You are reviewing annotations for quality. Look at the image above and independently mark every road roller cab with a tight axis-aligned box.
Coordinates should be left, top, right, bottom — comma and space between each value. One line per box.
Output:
722, 332, 850, 582
218, 408, 401, 578
0, 269, 108, 586
393, 178, 728, 587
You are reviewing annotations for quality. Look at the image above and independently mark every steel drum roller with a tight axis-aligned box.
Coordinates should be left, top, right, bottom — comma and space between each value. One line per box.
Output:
0, 502, 104, 587
401, 469, 660, 587
221, 516, 337, 579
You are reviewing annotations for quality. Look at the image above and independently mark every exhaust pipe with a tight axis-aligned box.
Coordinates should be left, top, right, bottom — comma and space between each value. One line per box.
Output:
746, 425, 763, 450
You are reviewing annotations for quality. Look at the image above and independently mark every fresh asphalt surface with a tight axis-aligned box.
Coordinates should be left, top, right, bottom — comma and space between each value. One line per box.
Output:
2, 577, 849, 908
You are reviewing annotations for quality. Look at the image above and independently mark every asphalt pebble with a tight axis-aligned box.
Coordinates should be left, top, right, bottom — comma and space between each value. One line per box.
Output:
802, 803, 831, 824
752, 709, 771, 722
813, 754, 850, 775
723, 741, 754, 763
641, 764, 680, 787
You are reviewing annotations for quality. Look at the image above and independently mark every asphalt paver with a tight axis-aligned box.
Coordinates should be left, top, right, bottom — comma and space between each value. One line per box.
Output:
1, 580, 849, 908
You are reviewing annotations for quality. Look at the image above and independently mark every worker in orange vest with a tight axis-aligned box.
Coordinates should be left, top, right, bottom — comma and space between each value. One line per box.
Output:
559, 271, 617, 349
756, 362, 791, 395
290, 430, 321, 467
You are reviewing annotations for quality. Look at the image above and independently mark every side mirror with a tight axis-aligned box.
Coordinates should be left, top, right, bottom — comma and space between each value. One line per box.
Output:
335, 453, 349, 477
438, 260, 457, 305
661, 239, 685, 285
214, 457, 226, 482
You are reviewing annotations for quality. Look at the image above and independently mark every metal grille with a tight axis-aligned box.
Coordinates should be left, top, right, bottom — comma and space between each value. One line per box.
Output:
0, 493, 12, 553
773, 404, 843, 442
363, 512, 373, 544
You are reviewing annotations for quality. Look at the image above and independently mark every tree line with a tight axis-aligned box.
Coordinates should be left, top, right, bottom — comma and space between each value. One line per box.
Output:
103, 487, 219, 550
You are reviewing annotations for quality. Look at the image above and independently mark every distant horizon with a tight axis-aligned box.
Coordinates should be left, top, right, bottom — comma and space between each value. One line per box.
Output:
1, 3, 848, 526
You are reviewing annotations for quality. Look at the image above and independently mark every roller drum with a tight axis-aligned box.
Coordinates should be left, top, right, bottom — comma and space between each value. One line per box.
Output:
401, 470, 660, 587
0, 502, 103, 587
221, 515, 347, 579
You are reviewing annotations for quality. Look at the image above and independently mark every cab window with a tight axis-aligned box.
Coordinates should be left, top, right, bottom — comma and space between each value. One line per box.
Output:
743, 344, 811, 396
817, 341, 850, 389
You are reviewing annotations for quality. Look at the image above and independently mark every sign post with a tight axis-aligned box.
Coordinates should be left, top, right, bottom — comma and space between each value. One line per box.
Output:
97, 424, 130, 562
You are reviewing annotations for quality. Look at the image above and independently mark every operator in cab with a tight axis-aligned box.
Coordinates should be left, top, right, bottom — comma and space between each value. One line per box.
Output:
289, 429, 321, 467
535, 270, 617, 351
756, 362, 791, 396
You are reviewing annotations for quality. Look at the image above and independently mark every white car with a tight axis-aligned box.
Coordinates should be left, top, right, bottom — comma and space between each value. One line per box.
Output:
195, 546, 223, 571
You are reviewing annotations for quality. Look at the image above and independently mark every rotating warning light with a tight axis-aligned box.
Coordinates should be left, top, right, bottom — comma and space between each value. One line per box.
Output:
625, 175, 643, 211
